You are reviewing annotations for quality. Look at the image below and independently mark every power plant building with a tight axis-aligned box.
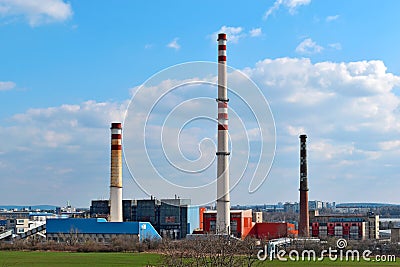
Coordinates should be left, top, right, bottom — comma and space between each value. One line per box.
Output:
202, 210, 253, 238
309, 211, 379, 240
90, 198, 198, 239
247, 222, 297, 240
46, 218, 161, 242
201, 209, 298, 240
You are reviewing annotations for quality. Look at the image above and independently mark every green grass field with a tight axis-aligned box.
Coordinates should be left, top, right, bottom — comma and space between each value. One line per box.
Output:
255, 259, 399, 266
0, 251, 162, 267
0, 251, 398, 266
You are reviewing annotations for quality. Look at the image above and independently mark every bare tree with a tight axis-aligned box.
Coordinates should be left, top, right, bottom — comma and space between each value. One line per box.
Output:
238, 237, 264, 267
160, 235, 263, 267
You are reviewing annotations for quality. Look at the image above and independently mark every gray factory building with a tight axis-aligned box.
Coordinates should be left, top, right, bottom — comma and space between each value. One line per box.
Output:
90, 198, 192, 239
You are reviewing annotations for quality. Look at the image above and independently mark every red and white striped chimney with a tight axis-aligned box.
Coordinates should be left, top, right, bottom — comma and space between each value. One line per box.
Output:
216, 33, 231, 234
110, 122, 123, 222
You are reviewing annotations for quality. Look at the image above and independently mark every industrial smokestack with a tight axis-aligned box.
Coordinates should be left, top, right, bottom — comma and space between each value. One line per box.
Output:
216, 33, 230, 234
299, 134, 309, 237
110, 122, 123, 222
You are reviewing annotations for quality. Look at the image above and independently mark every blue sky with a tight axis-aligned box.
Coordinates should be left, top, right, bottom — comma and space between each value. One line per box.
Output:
1, 0, 400, 207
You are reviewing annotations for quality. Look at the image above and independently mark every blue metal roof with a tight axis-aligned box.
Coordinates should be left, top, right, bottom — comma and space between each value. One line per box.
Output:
46, 218, 161, 240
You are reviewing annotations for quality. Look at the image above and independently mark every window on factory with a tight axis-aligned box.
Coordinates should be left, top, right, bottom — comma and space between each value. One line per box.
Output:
231, 220, 237, 232
210, 220, 216, 231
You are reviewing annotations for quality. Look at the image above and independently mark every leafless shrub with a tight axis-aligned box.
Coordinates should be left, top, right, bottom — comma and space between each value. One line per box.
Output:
160, 235, 264, 267
0, 233, 151, 253
110, 235, 139, 252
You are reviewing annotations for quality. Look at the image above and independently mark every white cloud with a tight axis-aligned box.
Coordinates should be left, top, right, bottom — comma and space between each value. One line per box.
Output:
249, 28, 262, 37
286, 125, 306, 136
244, 57, 400, 202
310, 141, 355, 161
0, 81, 15, 91
212, 26, 245, 43
379, 140, 400, 151
211, 26, 262, 43
247, 58, 400, 155
264, 0, 311, 19
12, 100, 127, 128
0, 0, 73, 26
326, 15, 340, 22
124, 57, 400, 203
3, 57, 400, 205
295, 38, 323, 54
329, 43, 342, 50
285, 0, 311, 13
264, 0, 282, 19
167, 38, 180, 50
0, 99, 131, 205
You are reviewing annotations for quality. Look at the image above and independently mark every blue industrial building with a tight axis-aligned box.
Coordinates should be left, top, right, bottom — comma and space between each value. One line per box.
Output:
46, 218, 161, 242
90, 198, 200, 239
187, 206, 200, 234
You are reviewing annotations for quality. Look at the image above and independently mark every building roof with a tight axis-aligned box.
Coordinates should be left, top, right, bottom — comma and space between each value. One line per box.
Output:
46, 218, 161, 239
161, 198, 191, 206
203, 209, 253, 218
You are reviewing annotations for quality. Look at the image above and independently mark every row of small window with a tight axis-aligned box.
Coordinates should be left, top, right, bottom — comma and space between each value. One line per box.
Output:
5, 219, 25, 224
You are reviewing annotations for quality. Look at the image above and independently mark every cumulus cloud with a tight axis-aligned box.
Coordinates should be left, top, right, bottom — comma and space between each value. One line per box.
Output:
326, 14, 340, 22
295, 38, 323, 54
167, 38, 180, 50
2, 57, 400, 205
12, 100, 127, 128
379, 140, 400, 151
249, 28, 262, 37
286, 125, 306, 136
328, 43, 342, 50
245, 57, 400, 202
0, 99, 130, 205
211, 26, 263, 43
0, 81, 15, 91
0, 0, 73, 26
212, 26, 245, 43
246, 57, 400, 150
264, 0, 311, 19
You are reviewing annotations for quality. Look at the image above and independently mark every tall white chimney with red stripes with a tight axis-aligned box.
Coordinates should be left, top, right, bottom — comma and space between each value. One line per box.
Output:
110, 122, 123, 222
216, 33, 230, 234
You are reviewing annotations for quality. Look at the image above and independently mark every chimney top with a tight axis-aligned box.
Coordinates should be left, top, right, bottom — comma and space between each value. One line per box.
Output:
218, 33, 227, 41
111, 122, 122, 129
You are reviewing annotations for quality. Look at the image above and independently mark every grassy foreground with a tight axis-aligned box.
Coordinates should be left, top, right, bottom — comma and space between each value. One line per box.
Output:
0, 251, 162, 267
0, 251, 398, 266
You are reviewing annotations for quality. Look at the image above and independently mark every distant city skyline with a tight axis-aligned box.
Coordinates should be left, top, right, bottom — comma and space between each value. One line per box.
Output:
2, 200, 400, 211
0, 0, 399, 206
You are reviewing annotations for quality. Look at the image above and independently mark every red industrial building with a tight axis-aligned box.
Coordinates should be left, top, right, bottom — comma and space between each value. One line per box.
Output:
199, 207, 206, 230
311, 221, 364, 239
200, 209, 298, 240
309, 211, 379, 240
247, 222, 297, 239
202, 210, 253, 238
